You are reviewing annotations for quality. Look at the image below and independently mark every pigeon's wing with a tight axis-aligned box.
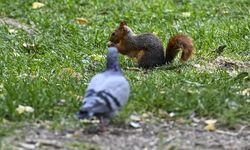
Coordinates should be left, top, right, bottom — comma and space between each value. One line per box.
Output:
79, 72, 130, 120
81, 96, 110, 113
77, 96, 111, 119
96, 75, 130, 111
83, 72, 107, 97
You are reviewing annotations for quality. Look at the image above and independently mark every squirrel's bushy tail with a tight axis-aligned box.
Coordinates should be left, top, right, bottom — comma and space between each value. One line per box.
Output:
165, 34, 194, 64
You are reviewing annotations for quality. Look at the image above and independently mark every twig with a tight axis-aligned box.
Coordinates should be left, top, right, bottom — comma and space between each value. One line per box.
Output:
164, 136, 177, 144
215, 125, 250, 136
125, 67, 141, 71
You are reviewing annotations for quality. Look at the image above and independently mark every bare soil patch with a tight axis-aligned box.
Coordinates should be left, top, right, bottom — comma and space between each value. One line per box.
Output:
0, 17, 35, 34
2, 120, 250, 150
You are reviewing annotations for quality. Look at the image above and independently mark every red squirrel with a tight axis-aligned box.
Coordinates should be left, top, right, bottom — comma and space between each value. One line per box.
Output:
108, 21, 194, 69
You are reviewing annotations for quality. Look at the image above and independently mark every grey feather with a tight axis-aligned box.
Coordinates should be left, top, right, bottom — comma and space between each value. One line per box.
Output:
76, 47, 130, 122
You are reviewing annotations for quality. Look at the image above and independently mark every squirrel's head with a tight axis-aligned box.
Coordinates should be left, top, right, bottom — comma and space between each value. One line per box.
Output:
109, 21, 134, 44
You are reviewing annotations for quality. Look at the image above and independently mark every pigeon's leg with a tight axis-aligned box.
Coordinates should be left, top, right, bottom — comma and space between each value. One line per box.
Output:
98, 117, 110, 132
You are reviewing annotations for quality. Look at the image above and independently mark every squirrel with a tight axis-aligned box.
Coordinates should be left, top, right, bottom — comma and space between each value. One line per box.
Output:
108, 21, 194, 69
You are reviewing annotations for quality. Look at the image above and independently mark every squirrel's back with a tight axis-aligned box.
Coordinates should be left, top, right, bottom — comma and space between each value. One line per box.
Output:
130, 33, 165, 68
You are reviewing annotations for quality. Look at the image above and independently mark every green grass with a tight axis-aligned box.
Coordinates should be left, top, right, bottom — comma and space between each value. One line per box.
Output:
0, 0, 249, 134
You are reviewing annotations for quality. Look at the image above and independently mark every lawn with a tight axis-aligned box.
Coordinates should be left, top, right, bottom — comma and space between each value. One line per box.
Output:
0, 0, 249, 144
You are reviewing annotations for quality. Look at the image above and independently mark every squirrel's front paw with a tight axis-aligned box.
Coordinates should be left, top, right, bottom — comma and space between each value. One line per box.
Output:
107, 41, 115, 47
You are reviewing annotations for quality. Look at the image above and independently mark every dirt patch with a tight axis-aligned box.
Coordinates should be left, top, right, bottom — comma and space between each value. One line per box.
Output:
2, 120, 250, 150
193, 56, 250, 74
0, 17, 35, 34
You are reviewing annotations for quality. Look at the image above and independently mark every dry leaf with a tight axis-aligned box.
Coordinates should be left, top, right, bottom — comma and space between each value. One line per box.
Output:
80, 119, 99, 124
129, 114, 141, 122
23, 43, 35, 49
16, 105, 34, 114
242, 88, 250, 96
204, 119, 217, 131
193, 64, 201, 68
75, 18, 88, 25
169, 112, 175, 117
181, 12, 191, 17
90, 54, 105, 62
8, 29, 17, 34
32, 2, 45, 9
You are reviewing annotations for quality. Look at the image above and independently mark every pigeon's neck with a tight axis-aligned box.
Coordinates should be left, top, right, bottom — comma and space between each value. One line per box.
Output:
106, 55, 121, 72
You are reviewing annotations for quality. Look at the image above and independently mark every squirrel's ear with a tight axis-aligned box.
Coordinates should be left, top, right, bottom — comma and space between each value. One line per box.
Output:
119, 21, 128, 32
119, 21, 127, 27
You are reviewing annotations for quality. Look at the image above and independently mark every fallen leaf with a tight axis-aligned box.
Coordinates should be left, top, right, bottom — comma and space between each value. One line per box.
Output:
181, 12, 191, 17
25, 106, 34, 113
241, 88, 250, 96
80, 119, 99, 124
75, 18, 88, 25
8, 28, 17, 34
23, 43, 35, 49
90, 54, 105, 62
204, 119, 217, 131
169, 112, 175, 117
193, 64, 201, 68
129, 114, 141, 122
32, 2, 45, 9
16, 105, 34, 114
16, 105, 26, 114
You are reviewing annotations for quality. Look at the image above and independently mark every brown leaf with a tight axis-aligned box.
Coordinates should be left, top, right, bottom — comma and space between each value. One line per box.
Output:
75, 18, 88, 25
204, 119, 217, 131
32, 2, 45, 9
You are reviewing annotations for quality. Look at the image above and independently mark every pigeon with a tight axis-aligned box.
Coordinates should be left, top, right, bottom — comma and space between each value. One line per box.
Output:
76, 47, 130, 131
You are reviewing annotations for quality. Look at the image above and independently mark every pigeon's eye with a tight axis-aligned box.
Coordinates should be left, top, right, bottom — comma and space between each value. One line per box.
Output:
111, 32, 115, 36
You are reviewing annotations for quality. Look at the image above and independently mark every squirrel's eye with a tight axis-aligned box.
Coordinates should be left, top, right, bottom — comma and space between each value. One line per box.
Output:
111, 32, 115, 36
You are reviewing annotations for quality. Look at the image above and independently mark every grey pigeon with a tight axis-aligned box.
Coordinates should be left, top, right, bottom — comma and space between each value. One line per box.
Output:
76, 47, 130, 130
